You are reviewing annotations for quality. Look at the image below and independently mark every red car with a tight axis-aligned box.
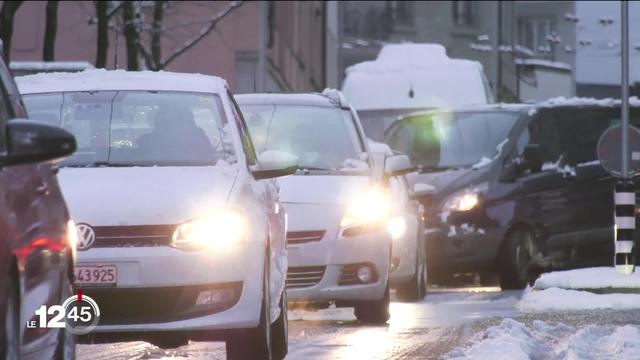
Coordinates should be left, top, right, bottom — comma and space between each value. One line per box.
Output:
0, 56, 77, 359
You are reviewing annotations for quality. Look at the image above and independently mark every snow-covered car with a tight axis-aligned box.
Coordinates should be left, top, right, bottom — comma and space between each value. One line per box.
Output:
237, 91, 415, 323
17, 70, 297, 360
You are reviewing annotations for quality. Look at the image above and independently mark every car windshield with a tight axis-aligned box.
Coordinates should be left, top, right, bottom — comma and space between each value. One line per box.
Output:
22, 91, 235, 167
385, 111, 520, 169
357, 108, 428, 142
241, 104, 365, 171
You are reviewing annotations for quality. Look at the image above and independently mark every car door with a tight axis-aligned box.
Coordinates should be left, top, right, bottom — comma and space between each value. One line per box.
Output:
512, 110, 579, 266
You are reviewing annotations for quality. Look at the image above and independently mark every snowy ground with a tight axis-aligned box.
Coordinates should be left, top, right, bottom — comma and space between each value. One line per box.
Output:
444, 318, 640, 360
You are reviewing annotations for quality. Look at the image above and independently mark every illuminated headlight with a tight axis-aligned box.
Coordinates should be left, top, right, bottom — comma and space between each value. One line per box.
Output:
172, 210, 245, 249
340, 187, 390, 228
441, 183, 488, 212
387, 216, 407, 239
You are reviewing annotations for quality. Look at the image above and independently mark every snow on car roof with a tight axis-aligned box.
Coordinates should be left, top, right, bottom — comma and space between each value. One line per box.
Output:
533, 96, 640, 109
236, 93, 340, 108
16, 69, 228, 95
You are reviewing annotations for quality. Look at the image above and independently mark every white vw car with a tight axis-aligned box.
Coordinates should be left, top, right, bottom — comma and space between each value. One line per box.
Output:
17, 70, 296, 360
238, 91, 418, 324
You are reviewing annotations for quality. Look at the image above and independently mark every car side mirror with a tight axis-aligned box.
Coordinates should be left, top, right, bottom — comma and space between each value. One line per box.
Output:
4, 119, 76, 166
385, 154, 413, 176
522, 143, 542, 172
251, 150, 298, 180
410, 182, 435, 201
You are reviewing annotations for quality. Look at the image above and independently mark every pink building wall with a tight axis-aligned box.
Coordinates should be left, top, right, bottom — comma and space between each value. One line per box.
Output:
9, 1, 260, 91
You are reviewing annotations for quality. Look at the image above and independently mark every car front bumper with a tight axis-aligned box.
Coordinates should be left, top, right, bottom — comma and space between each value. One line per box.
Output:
286, 229, 391, 302
75, 243, 265, 333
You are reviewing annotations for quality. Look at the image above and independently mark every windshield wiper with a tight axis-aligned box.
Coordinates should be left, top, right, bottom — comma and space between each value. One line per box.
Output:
297, 166, 333, 172
417, 165, 451, 173
90, 161, 137, 167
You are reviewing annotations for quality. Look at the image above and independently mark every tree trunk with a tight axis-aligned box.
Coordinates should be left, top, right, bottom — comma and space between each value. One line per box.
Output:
150, 1, 164, 70
0, 1, 23, 62
122, 1, 139, 70
42, 1, 59, 61
95, 0, 109, 68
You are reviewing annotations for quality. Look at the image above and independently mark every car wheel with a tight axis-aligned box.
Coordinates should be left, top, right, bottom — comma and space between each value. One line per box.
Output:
498, 229, 536, 290
354, 282, 390, 325
2, 274, 20, 360
226, 254, 273, 360
55, 273, 76, 360
270, 286, 288, 360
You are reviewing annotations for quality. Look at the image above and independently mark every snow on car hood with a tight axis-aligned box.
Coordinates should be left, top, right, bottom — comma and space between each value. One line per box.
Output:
57, 165, 238, 226
277, 174, 371, 205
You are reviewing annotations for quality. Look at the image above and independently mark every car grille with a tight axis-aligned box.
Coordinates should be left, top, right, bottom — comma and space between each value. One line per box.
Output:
91, 225, 176, 247
286, 230, 325, 245
79, 282, 242, 325
286, 266, 326, 289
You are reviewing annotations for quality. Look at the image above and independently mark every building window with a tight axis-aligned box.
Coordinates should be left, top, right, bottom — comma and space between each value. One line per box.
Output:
390, 1, 414, 27
452, 1, 472, 26
519, 17, 553, 53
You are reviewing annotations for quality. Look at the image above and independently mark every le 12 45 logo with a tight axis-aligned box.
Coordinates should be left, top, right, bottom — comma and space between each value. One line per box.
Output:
27, 291, 100, 335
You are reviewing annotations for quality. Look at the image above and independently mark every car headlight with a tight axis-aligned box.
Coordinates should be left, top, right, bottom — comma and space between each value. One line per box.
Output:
387, 216, 407, 239
341, 187, 390, 228
441, 183, 488, 212
172, 209, 245, 250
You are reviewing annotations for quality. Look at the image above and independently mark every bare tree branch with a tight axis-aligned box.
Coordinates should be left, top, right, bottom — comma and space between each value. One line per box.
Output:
158, 1, 243, 69
43, 1, 59, 61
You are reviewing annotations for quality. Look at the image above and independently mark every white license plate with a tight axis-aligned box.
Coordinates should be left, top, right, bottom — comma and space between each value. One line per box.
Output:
74, 265, 117, 286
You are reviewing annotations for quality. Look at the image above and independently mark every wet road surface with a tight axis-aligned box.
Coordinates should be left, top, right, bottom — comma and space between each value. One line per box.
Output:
77, 287, 520, 359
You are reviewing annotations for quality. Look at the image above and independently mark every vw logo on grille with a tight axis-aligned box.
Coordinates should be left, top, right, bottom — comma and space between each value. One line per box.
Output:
76, 223, 96, 250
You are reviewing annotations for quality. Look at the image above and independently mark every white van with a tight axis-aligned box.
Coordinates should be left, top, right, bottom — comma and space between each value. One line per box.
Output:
342, 43, 495, 140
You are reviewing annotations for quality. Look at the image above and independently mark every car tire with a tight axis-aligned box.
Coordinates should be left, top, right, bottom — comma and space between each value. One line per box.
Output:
354, 282, 390, 325
226, 254, 273, 360
55, 272, 76, 360
498, 229, 536, 290
396, 242, 427, 301
270, 286, 288, 360
2, 274, 20, 360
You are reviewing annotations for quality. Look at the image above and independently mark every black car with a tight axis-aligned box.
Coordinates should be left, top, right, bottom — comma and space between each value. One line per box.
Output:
384, 102, 640, 289
0, 54, 77, 359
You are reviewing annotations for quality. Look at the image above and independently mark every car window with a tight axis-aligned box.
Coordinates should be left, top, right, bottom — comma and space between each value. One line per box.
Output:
241, 104, 364, 171
386, 111, 519, 169
23, 91, 235, 167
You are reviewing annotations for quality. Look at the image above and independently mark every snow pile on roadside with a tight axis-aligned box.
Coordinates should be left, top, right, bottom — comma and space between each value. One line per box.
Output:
444, 318, 640, 360
518, 287, 640, 312
533, 267, 640, 290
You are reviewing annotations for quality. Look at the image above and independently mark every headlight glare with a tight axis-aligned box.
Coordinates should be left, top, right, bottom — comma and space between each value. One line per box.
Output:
172, 210, 245, 249
341, 187, 390, 228
387, 216, 407, 239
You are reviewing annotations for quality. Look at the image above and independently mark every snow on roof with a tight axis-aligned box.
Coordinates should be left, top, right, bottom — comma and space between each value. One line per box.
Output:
375, 43, 448, 63
10, 61, 94, 71
235, 93, 339, 108
345, 56, 482, 74
16, 69, 228, 95
515, 58, 572, 71
534, 96, 640, 109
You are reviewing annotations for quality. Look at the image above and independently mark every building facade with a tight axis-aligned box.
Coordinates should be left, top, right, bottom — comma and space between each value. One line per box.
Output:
7, 1, 326, 93
336, 0, 577, 101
